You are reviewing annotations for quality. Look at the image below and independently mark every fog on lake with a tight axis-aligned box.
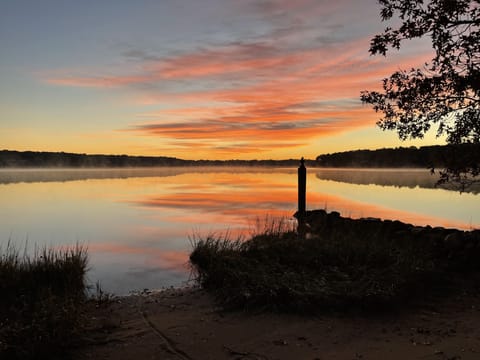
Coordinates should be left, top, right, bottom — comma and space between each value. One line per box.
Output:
1, 167, 478, 294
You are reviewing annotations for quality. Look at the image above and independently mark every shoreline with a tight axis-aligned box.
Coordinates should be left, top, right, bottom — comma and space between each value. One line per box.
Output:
75, 212, 480, 359
76, 286, 480, 360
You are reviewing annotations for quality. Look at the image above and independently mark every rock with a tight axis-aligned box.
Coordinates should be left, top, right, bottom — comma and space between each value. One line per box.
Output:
394, 230, 411, 240
470, 230, 480, 245
425, 232, 445, 247
444, 232, 464, 250
361, 217, 381, 221
412, 226, 425, 235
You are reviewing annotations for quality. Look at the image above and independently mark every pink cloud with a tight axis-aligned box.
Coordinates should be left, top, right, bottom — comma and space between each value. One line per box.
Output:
46, 74, 150, 88
41, 8, 434, 157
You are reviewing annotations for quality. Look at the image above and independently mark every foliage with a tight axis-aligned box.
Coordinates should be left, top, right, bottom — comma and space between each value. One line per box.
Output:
316, 143, 479, 167
0, 150, 316, 168
189, 220, 442, 312
0, 150, 183, 167
0, 243, 88, 359
361, 0, 480, 187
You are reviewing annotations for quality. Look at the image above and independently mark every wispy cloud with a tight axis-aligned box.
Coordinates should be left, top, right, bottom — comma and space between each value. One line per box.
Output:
40, 0, 434, 158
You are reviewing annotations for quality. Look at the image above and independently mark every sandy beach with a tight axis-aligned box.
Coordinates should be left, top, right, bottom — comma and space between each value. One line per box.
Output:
74, 287, 480, 360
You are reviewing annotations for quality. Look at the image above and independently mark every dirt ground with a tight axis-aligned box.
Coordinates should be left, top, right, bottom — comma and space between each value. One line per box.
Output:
74, 287, 480, 360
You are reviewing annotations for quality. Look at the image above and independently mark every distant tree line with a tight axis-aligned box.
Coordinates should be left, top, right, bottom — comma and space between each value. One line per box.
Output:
3, 147, 479, 170
0, 151, 186, 167
3, 147, 479, 169
316, 144, 480, 170
0, 150, 313, 168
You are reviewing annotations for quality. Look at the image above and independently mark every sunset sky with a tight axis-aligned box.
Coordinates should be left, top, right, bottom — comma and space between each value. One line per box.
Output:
0, 0, 444, 160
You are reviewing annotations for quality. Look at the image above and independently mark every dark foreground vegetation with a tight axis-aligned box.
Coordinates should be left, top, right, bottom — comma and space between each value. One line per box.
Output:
190, 211, 480, 313
0, 244, 88, 359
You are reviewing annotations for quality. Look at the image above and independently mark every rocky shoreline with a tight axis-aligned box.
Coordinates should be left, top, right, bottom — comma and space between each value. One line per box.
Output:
300, 209, 480, 270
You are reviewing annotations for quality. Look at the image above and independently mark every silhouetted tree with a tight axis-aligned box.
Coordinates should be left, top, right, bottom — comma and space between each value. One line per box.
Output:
361, 0, 480, 189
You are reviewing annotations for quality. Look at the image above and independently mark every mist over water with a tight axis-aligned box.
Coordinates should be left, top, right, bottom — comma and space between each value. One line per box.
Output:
1, 167, 478, 294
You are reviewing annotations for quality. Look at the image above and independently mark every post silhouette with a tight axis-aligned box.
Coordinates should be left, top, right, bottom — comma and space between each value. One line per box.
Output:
298, 157, 306, 218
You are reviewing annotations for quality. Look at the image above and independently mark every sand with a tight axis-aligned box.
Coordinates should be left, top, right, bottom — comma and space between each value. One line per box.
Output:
73, 287, 480, 360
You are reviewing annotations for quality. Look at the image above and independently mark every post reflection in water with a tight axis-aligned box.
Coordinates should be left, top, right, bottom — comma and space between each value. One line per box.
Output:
0, 167, 478, 294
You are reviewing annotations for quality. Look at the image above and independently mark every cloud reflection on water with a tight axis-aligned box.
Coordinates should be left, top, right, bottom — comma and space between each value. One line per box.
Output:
127, 169, 476, 230
1, 168, 478, 294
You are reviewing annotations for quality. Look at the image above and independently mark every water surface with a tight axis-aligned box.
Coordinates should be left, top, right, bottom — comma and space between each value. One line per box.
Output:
1, 167, 478, 294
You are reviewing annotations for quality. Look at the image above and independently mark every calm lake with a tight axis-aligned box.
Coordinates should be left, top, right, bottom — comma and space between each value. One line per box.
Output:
1, 167, 478, 294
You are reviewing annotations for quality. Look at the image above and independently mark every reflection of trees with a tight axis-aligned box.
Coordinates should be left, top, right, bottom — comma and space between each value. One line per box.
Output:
0, 168, 185, 184
0, 167, 297, 185
315, 169, 479, 194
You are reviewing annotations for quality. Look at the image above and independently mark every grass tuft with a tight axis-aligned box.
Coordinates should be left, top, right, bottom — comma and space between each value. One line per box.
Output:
0, 242, 88, 359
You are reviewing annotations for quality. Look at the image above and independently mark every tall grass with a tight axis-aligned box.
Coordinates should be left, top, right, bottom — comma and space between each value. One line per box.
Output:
189, 217, 442, 312
0, 242, 88, 359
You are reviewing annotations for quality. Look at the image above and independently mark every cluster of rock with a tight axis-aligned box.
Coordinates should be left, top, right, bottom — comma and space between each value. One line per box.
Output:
296, 209, 480, 270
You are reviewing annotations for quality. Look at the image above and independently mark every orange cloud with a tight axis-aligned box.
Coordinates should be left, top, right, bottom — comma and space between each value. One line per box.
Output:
42, 14, 434, 158
123, 39, 432, 151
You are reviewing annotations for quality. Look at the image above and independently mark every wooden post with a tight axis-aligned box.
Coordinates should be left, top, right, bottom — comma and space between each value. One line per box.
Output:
298, 157, 306, 217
